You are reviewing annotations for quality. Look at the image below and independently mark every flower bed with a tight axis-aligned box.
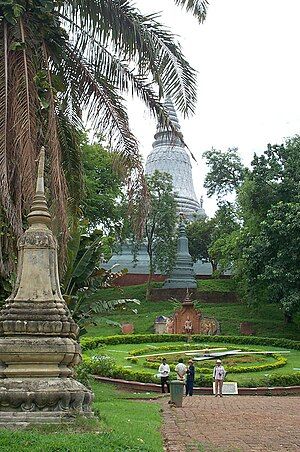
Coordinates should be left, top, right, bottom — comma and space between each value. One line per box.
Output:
80, 334, 300, 388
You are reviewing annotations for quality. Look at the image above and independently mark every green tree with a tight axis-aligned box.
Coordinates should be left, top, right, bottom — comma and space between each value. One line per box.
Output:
208, 202, 241, 274
81, 140, 126, 233
186, 217, 215, 270
186, 202, 240, 274
203, 147, 246, 199
241, 202, 300, 323
0, 0, 206, 274
238, 138, 300, 226
138, 171, 178, 296
234, 137, 300, 320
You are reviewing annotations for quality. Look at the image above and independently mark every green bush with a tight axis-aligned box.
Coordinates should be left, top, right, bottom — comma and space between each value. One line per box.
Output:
126, 357, 139, 364
81, 334, 300, 388
143, 353, 287, 374
81, 333, 300, 351
80, 334, 188, 351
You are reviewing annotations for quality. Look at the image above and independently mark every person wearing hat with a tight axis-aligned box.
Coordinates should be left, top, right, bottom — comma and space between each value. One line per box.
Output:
213, 359, 226, 397
186, 359, 195, 396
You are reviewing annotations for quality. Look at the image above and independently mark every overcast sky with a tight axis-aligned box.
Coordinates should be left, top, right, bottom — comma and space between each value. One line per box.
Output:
126, 0, 300, 217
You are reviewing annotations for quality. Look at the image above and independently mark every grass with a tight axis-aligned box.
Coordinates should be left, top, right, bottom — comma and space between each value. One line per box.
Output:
0, 382, 164, 452
84, 340, 300, 387
196, 279, 236, 292
85, 282, 300, 340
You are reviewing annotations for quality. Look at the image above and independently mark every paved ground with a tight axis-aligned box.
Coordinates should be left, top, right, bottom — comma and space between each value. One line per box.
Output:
161, 395, 300, 452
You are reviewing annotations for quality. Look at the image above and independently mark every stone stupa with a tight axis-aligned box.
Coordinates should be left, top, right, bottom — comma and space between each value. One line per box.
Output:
145, 97, 206, 220
163, 220, 197, 289
0, 149, 93, 426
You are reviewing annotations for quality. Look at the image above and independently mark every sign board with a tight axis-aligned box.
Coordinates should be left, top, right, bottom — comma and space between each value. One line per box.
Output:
213, 382, 238, 395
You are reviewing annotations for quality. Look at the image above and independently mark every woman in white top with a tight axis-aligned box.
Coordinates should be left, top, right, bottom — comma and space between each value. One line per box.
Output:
213, 359, 226, 397
158, 358, 170, 393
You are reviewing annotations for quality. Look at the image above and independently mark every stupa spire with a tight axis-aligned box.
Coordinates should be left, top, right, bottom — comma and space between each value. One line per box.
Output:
163, 218, 197, 289
27, 147, 51, 227
145, 97, 206, 220
163, 96, 181, 130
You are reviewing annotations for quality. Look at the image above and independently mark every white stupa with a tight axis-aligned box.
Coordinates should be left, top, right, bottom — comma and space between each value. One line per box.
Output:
145, 97, 206, 220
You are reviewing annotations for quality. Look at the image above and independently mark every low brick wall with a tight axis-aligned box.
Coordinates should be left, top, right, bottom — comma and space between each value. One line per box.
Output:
149, 288, 239, 303
112, 273, 231, 287
94, 376, 300, 396
112, 274, 166, 286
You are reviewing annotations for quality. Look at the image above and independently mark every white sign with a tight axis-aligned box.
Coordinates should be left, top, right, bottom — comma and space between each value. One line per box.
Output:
213, 382, 238, 395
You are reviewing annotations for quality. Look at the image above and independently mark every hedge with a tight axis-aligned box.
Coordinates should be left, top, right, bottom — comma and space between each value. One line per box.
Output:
142, 353, 288, 374
80, 334, 300, 388
80, 355, 300, 388
81, 334, 300, 351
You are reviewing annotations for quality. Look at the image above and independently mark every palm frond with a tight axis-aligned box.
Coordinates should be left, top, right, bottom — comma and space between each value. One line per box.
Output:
10, 19, 39, 210
173, 0, 209, 23
42, 43, 69, 267
56, 110, 84, 218
54, 43, 142, 169
58, 17, 182, 132
0, 22, 22, 238
60, 0, 197, 115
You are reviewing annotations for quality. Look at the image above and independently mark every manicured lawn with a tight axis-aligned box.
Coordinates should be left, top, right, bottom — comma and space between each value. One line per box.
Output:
83, 340, 300, 387
85, 282, 300, 340
0, 382, 164, 452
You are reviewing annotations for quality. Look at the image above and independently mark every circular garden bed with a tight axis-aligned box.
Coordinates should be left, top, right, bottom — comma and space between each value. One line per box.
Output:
80, 334, 300, 389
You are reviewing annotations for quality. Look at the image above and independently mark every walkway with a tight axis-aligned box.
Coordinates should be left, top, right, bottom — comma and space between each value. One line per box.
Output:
161, 395, 300, 452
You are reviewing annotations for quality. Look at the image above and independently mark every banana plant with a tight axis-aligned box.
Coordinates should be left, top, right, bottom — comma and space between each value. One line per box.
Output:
62, 228, 139, 335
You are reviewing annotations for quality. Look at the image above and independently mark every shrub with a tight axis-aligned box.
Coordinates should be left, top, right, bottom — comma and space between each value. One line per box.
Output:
80, 334, 300, 351
142, 353, 287, 374
89, 354, 116, 376
126, 357, 139, 364
80, 334, 300, 388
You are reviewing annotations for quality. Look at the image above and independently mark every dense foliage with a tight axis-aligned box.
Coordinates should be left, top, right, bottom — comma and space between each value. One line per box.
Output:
203, 136, 300, 322
186, 202, 240, 273
81, 139, 126, 233
0, 0, 207, 275
131, 170, 178, 295
80, 334, 300, 387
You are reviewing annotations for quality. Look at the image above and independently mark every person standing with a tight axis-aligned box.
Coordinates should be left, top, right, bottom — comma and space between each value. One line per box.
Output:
186, 359, 195, 396
213, 359, 226, 397
158, 358, 170, 393
175, 358, 187, 381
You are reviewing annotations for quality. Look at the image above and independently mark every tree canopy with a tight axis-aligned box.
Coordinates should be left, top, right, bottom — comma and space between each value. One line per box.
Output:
0, 0, 208, 274
81, 139, 125, 234
203, 136, 300, 322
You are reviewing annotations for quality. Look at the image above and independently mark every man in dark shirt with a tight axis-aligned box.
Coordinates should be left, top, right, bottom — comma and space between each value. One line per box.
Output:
186, 359, 195, 396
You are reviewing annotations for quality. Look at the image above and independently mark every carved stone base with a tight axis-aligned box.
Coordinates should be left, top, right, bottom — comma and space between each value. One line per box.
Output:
0, 411, 94, 429
0, 377, 93, 424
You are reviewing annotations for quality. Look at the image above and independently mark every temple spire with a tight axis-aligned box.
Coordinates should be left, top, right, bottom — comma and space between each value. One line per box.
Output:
27, 147, 51, 227
163, 96, 181, 130
146, 97, 206, 220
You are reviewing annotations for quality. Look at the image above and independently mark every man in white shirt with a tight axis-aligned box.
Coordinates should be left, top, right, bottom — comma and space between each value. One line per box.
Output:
175, 358, 187, 382
158, 358, 170, 393
213, 359, 226, 397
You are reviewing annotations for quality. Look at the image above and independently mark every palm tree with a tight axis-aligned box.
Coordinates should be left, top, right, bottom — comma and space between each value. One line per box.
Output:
0, 0, 209, 274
